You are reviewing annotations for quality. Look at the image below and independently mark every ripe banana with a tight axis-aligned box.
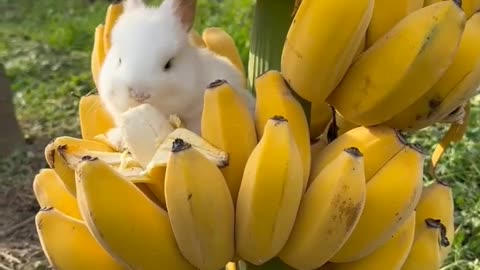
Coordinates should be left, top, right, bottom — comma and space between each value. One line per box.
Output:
75, 157, 196, 270
103, 1, 123, 54
309, 101, 333, 140
236, 116, 304, 265
189, 29, 206, 48
309, 125, 406, 186
385, 12, 480, 130
44, 136, 115, 196
414, 181, 455, 262
201, 79, 257, 204
366, 0, 424, 47
202, 27, 246, 82
79, 94, 115, 141
330, 144, 424, 263
33, 169, 82, 219
461, 0, 480, 18
321, 211, 416, 270
164, 138, 235, 270
35, 207, 127, 270
281, 0, 374, 103
91, 25, 105, 88
279, 147, 366, 270
254, 70, 311, 191
327, 1, 466, 126
401, 218, 449, 269
146, 127, 229, 171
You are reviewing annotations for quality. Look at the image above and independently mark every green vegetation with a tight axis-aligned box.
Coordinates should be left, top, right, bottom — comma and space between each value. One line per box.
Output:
0, 0, 479, 269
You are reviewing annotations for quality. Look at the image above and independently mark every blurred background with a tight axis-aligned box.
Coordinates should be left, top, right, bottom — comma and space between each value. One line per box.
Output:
0, 0, 479, 269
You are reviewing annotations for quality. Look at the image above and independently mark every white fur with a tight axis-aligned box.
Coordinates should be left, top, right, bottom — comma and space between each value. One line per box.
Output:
98, 0, 254, 141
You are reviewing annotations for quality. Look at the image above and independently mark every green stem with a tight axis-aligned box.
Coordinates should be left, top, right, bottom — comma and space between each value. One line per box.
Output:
247, 0, 296, 94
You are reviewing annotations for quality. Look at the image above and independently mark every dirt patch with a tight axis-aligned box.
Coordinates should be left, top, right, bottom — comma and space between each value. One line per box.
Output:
0, 140, 51, 270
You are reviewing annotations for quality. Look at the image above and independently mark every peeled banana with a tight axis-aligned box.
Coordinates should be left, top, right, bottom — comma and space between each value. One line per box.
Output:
327, 1, 466, 126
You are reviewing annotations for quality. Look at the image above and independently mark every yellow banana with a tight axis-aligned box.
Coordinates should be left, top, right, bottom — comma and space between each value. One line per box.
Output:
461, 0, 480, 18
281, 0, 374, 103
327, 1, 466, 126
189, 29, 206, 48
201, 79, 257, 204
75, 157, 196, 270
91, 24, 105, 89
35, 207, 126, 270
309, 101, 333, 140
414, 181, 455, 262
44, 136, 115, 196
254, 70, 311, 192
322, 211, 416, 270
330, 144, 424, 263
202, 27, 246, 82
353, 34, 366, 60
103, 1, 124, 54
146, 127, 230, 170
400, 217, 449, 269
423, 0, 443, 5
164, 138, 235, 270
385, 12, 480, 130
236, 116, 304, 265
79, 94, 115, 141
33, 169, 82, 219
279, 147, 366, 270
309, 125, 406, 186
366, 0, 424, 47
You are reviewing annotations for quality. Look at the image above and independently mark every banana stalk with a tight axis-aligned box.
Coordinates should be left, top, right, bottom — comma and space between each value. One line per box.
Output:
247, 0, 296, 93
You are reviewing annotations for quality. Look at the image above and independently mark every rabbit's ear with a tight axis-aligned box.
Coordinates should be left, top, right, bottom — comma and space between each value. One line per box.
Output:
123, 0, 145, 11
168, 0, 197, 31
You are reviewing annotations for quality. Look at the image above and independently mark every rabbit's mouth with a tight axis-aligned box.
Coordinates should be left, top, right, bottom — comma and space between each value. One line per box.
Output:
128, 87, 151, 103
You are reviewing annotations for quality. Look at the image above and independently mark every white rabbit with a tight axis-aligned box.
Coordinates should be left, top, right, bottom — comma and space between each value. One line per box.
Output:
98, 0, 255, 149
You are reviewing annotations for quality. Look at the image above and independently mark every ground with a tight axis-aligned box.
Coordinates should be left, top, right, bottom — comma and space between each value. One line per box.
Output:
0, 0, 479, 269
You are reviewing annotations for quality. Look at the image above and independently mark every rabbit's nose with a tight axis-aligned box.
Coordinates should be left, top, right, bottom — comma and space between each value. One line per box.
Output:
128, 87, 151, 103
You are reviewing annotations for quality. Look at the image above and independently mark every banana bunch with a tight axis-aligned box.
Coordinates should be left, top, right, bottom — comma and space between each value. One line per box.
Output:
32, 0, 469, 269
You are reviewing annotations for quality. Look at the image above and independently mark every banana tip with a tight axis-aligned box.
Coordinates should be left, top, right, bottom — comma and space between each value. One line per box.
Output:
207, 79, 228, 89
171, 138, 192, 152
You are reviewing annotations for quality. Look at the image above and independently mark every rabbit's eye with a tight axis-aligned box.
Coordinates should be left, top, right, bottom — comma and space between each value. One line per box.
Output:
164, 58, 173, 71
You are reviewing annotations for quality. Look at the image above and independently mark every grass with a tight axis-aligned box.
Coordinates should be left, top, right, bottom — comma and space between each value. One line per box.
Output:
0, 0, 479, 269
